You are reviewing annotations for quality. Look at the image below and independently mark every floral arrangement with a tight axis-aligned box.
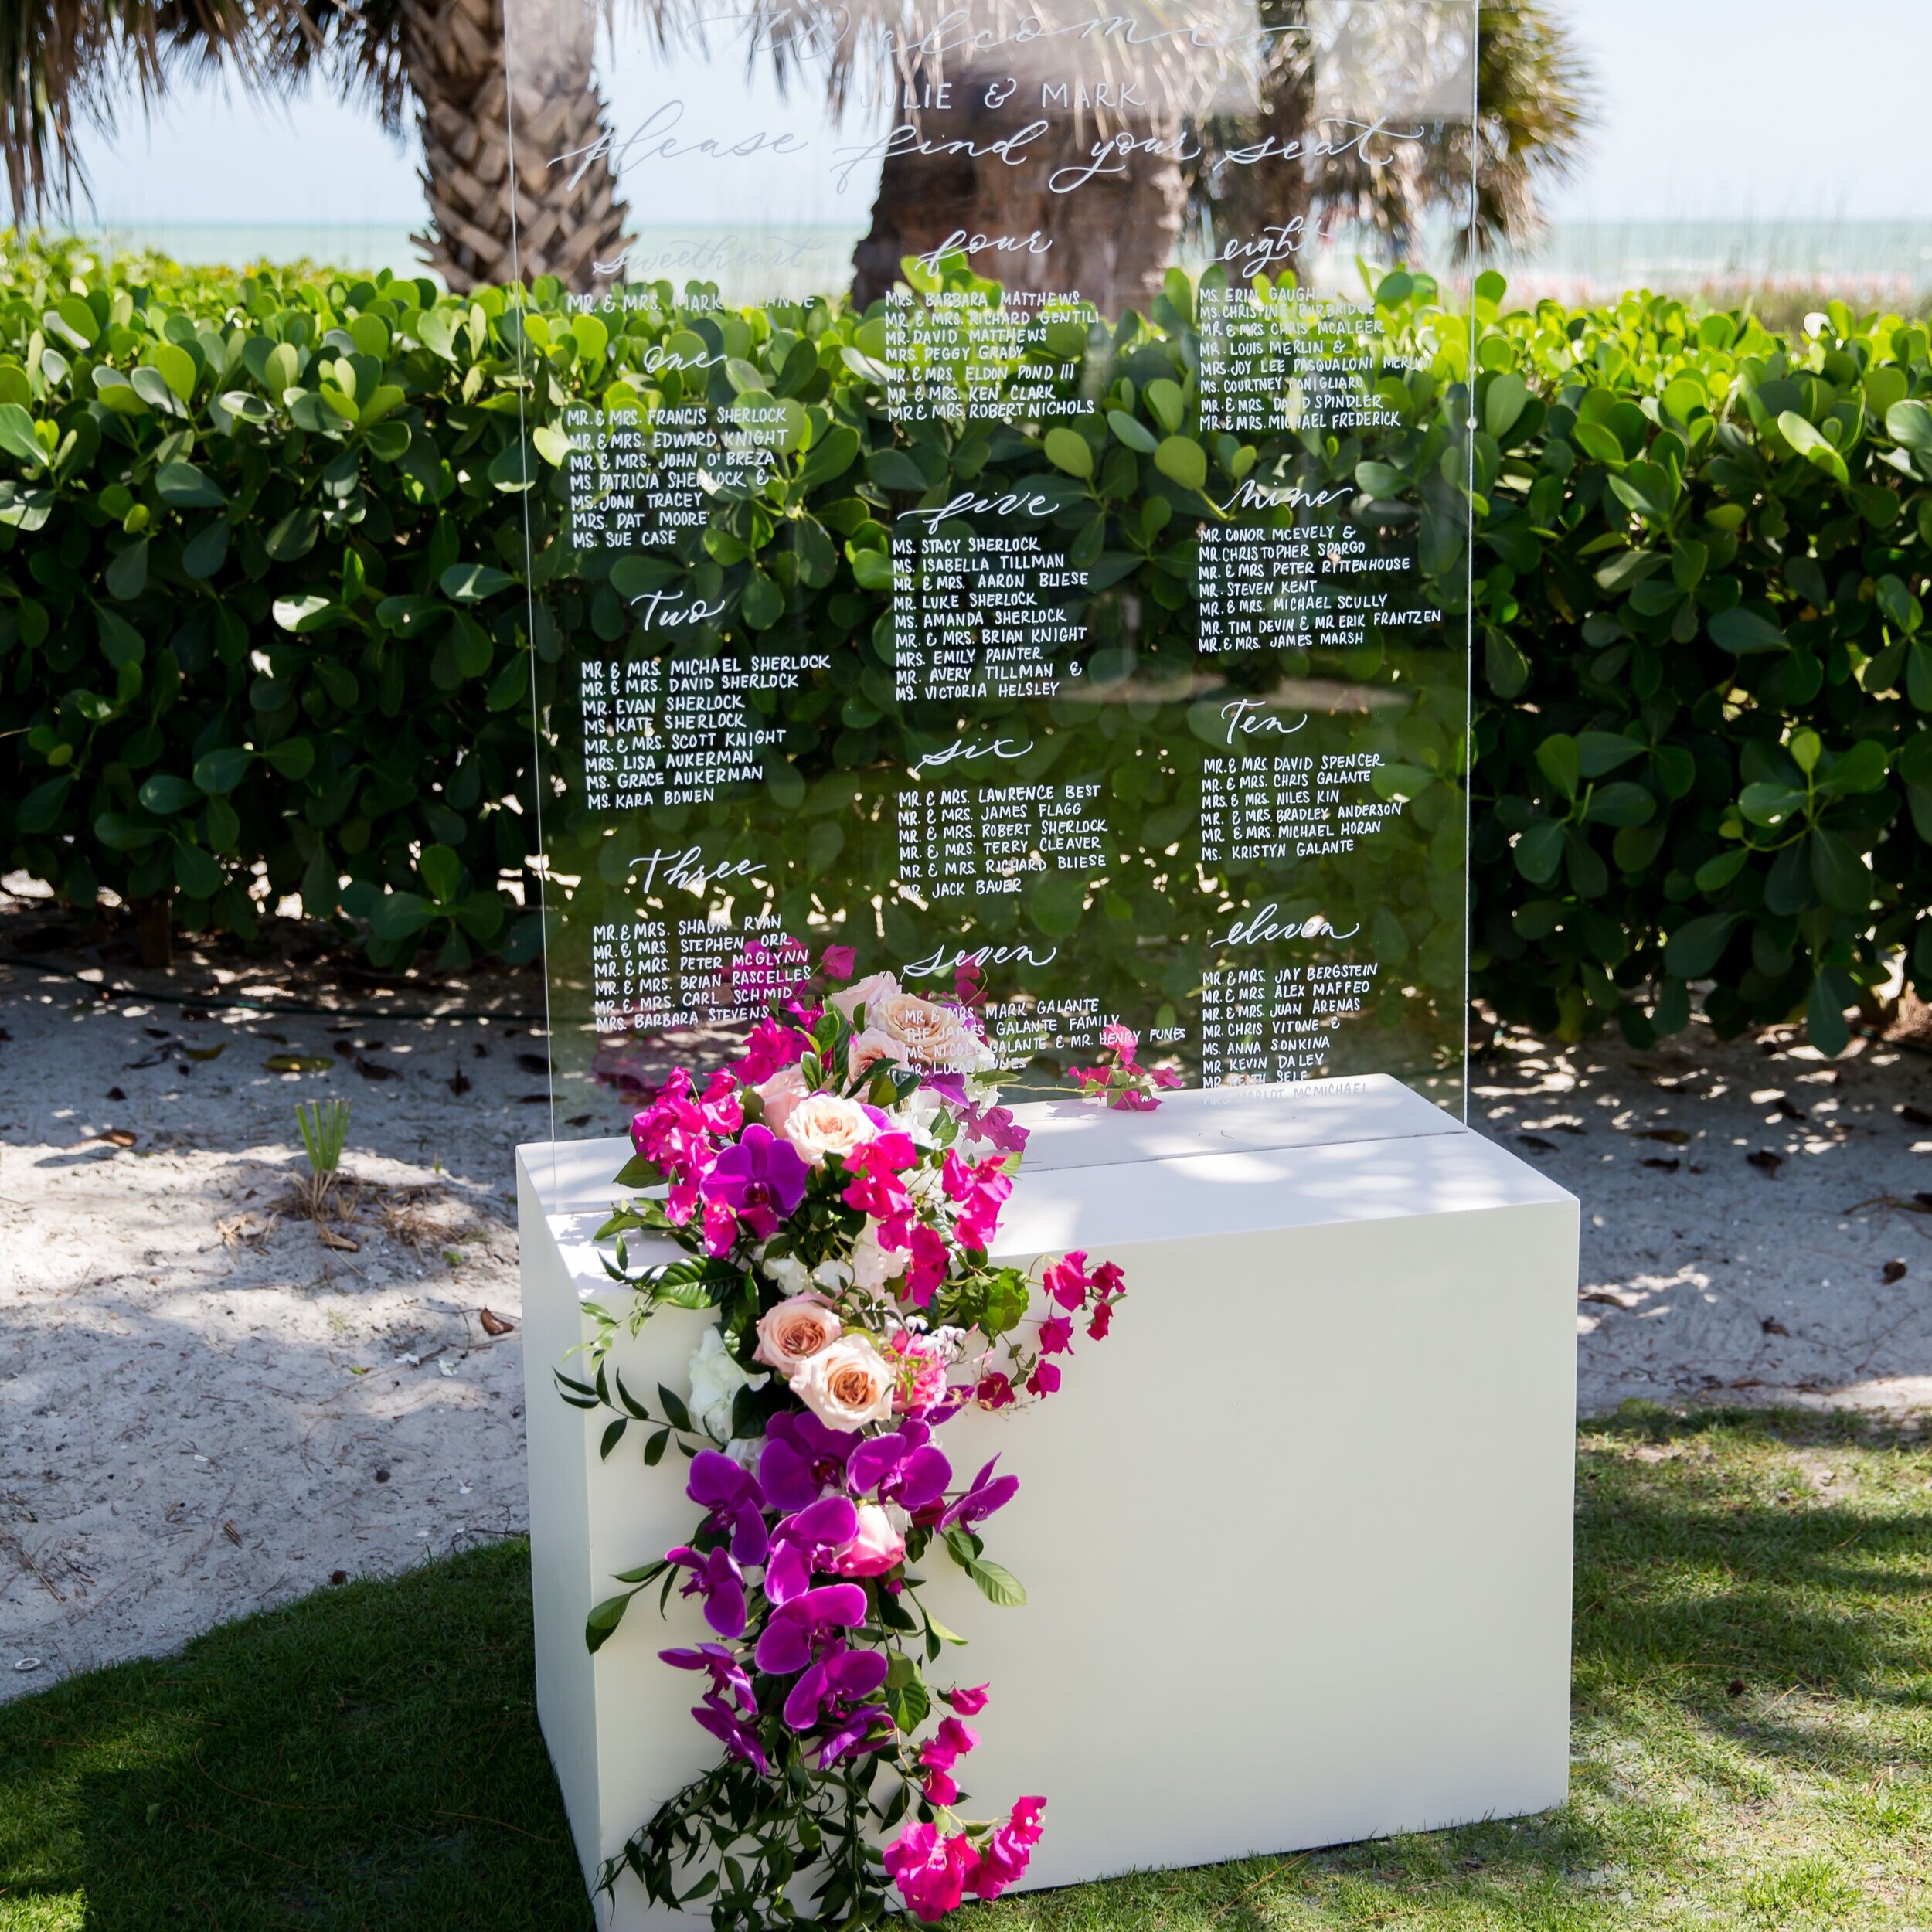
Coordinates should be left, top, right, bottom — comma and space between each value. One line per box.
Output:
1069, 1021, 1186, 1112
558, 947, 1127, 1927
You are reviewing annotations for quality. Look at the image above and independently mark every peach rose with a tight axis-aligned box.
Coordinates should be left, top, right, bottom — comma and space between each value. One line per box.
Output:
831, 1502, 906, 1577
782, 1091, 878, 1166
873, 992, 982, 1070
849, 1026, 910, 1083
754, 1063, 810, 1131
752, 1294, 842, 1379
793, 1335, 897, 1429
830, 970, 902, 1025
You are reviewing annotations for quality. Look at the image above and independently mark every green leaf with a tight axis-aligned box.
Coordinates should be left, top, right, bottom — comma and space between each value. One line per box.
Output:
1886, 398, 1932, 451
1355, 459, 1404, 501
172, 842, 224, 897
138, 774, 200, 815
1534, 733, 1580, 801
1739, 783, 1805, 829
1153, 435, 1206, 494
1709, 607, 1789, 655
656, 1383, 694, 1434
1665, 912, 1740, 980
193, 747, 253, 794
150, 342, 197, 404
1808, 828, 1870, 913
1484, 372, 1529, 443
1043, 427, 1093, 479
1513, 818, 1564, 885
104, 539, 149, 601
584, 1588, 638, 1654
0, 402, 46, 470
1107, 409, 1158, 454
155, 461, 226, 509
17, 774, 72, 833
1576, 732, 1644, 779
418, 844, 462, 903
1817, 740, 1888, 795
441, 563, 515, 602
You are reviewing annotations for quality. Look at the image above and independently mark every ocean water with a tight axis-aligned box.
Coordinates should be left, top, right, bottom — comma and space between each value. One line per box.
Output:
70, 219, 1932, 312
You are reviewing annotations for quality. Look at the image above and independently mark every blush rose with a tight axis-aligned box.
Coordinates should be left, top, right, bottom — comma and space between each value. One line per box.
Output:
752, 1294, 842, 1380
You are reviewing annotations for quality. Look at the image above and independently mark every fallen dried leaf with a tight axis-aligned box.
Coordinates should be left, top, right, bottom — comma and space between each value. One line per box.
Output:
1900, 1104, 1932, 1128
1638, 1128, 1691, 1145
1883, 1259, 1908, 1284
266, 1053, 334, 1073
354, 1057, 399, 1082
518, 1092, 551, 1106
447, 1068, 472, 1097
329, 1569, 349, 1586
566, 1113, 592, 1128
332, 1039, 356, 1060
1581, 1288, 1641, 1309
478, 1307, 515, 1337
1747, 1150, 1784, 1174
96, 1128, 137, 1149
182, 1044, 226, 1063
1760, 1317, 1791, 1336
1641, 1157, 1680, 1172
1517, 1134, 1557, 1153
1773, 1097, 1807, 1121
516, 1051, 553, 1075
316, 1226, 361, 1253
106, 1086, 125, 1101
222, 1521, 243, 1546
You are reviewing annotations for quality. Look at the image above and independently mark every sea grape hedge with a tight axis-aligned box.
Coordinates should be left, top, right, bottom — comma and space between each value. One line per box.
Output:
0, 236, 1928, 1054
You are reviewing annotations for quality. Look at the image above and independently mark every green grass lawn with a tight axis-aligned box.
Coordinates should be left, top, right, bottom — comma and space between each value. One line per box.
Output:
4, 1406, 1929, 1930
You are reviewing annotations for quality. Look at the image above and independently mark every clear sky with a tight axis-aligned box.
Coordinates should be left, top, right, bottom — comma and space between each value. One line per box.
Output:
56, 0, 1932, 233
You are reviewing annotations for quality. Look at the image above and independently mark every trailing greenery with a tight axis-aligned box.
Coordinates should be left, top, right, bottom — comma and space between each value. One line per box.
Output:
5, 1411, 1930, 1929
2, 235, 1930, 1052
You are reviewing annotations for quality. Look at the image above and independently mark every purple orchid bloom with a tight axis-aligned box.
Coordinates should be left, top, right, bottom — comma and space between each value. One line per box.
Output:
756, 1582, 868, 1675
764, 1495, 859, 1605
938, 1456, 1019, 1533
665, 1543, 747, 1639
816, 1702, 894, 1767
692, 1692, 770, 1774
760, 1410, 859, 1512
780, 1638, 891, 1728
687, 1450, 770, 1567
850, 1423, 952, 1514
699, 1123, 809, 1239
661, 1642, 757, 1716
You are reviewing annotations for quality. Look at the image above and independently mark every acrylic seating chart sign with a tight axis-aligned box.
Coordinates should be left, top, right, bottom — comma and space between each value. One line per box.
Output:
500, 0, 1480, 1137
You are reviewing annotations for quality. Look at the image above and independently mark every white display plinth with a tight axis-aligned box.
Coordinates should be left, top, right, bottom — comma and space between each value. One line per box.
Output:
518, 1077, 1579, 1928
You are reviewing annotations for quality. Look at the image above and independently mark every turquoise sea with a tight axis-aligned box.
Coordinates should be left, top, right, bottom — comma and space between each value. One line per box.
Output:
72, 219, 1932, 311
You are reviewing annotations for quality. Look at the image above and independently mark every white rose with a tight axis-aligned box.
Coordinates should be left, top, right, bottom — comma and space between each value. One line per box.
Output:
782, 1092, 879, 1166
811, 1257, 854, 1294
831, 971, 902, 1025
686, 1328, 768, 1443
792, 1335, 897, 1430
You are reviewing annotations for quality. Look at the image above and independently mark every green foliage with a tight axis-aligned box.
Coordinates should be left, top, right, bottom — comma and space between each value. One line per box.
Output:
294, 1095, 350, 1176
3, 233, 1930, 1049
1468, 279, 1932, 1050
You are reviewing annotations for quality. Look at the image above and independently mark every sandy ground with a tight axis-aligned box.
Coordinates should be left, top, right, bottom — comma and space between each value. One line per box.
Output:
4, 896, 1930, 1699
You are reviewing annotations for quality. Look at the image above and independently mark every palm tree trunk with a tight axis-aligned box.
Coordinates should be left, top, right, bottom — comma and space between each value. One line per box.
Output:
403, 0, 628, 292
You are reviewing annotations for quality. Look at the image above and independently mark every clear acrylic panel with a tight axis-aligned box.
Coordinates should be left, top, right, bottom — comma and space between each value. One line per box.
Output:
501, 0, 1478, 1143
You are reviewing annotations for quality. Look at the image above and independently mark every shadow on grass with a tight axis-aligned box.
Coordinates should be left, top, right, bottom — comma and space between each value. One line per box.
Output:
0, 1540, 590, 1930
5, 1412, 1927, 1931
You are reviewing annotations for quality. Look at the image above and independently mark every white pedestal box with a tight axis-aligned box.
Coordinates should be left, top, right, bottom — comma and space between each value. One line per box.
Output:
518, 1077, 1579, 1929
